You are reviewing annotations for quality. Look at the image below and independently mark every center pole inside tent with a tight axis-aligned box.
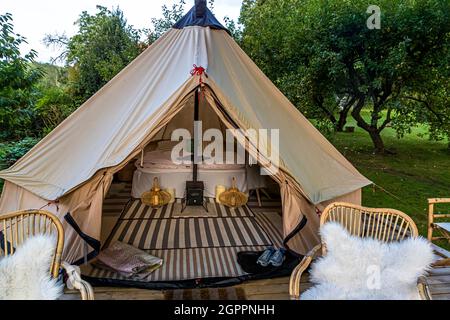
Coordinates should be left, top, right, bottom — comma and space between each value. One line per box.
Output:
193, 87, 199, 182
183, 86, 208, 212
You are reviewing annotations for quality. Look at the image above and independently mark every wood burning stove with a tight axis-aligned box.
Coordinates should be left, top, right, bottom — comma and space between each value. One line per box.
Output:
181, 87, 208, 212
185, 181, 204, 206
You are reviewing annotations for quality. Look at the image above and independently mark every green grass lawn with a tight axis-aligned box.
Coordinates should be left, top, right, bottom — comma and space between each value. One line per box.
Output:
330, 114, 450, 249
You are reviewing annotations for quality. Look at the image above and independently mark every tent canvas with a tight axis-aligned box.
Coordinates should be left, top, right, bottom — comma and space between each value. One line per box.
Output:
0, 4, 371, 265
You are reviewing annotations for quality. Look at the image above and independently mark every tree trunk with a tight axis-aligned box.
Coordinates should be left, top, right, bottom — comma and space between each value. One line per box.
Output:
336, 109, 348, 132
369, 130, 385, 154
335, 96, 355, 132
351, 98, 389, 154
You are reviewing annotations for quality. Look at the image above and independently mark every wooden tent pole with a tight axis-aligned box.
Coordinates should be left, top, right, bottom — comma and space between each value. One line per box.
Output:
193, 88, 199, 182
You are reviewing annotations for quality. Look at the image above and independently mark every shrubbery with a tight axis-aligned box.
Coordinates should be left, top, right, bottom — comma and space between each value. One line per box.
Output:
0, 137, 39, 168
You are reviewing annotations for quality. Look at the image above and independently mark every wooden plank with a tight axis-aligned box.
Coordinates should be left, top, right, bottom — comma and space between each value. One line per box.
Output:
425, 275, 450, 285
237, 277, 289, 287
236, 276, 309, 287
428, 198, 450, 204
92, 292, 164, 300
246, 293, 290, 300
431, 293, 450, 300
428, 267, 450, 277
429, 284, 450, 295
240, 284, 289, 296
64, 287, 164, 300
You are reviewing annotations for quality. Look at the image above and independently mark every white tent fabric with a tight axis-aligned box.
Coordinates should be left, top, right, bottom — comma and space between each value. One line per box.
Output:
0, 24, 371, 263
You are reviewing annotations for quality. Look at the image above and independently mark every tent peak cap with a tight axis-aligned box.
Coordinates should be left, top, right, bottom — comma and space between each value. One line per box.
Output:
172, 2, 230, 34
195, 0, 207, 18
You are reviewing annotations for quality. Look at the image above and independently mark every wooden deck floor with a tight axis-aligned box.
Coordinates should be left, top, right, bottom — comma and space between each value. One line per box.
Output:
62, 263, 450, 300
62, 182, 450, 300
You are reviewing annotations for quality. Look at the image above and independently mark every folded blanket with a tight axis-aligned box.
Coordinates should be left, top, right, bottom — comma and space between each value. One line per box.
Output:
94, 242, 163, 278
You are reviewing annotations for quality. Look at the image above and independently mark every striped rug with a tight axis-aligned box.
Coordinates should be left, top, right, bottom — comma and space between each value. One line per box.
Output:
103, 183, 132, 217
83, 183, 285, 283
119, 198, 255, 220
83, 245, 272, 282
83, 211, 283, 282
104, 199, 271, 250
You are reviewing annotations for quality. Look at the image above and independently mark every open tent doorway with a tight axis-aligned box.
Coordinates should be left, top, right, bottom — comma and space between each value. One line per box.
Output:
82, 86, 291, 289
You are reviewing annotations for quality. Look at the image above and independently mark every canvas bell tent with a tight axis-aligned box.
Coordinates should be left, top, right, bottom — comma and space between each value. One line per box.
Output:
0, 1, 371, 268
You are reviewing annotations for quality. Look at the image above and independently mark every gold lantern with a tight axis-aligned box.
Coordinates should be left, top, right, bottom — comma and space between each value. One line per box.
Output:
141, 177, 171, 208
219, 177, 248, 208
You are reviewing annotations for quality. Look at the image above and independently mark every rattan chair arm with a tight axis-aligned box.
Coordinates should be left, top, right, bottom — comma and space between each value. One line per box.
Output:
417, 275, 432, 300
289, 244, 322, 300
432, 258, 450, 267
61, 262, 95, 300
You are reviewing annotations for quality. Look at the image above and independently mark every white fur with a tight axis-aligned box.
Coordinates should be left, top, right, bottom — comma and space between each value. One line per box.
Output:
0, 234, 63, 300
301, 222, 435, 300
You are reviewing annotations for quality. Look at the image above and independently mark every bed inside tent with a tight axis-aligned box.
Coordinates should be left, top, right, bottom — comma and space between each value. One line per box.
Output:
79, 87, 297, 289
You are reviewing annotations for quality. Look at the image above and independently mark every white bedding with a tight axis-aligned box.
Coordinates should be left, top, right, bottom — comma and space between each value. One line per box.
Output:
136, 150, 245, 170
131, 150, 249, 198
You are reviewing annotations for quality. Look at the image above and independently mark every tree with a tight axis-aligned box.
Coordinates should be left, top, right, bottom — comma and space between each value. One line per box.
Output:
147, 0, 187, 42
0, 13, 43, 140
239, 0, 353, 132
224, 16, 243, 44
45, 6, 143, 102
240, 0, 450, 153
400, 41, 450, 150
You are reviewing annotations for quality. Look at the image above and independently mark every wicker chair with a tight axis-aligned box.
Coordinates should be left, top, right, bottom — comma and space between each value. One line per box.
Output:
0, 210, 94, 300
289, 202, 432, 300
428, 198, 450, 243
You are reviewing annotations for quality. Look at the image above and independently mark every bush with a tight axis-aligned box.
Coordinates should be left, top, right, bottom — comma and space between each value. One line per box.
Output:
0, 137, 40, 169
35, 86, 75, 135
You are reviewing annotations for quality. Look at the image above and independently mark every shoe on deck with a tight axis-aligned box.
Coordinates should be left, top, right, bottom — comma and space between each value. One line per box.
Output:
256, 247, 275, 267
269, 248, 286, 267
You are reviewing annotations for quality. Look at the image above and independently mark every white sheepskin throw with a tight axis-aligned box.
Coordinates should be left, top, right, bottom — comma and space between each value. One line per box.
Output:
301, 222, 434, 300
0, 234, 63, 300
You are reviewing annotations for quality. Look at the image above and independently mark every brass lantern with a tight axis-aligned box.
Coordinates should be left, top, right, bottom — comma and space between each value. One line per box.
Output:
219, 177, 248, 208
141, 177, 171, 208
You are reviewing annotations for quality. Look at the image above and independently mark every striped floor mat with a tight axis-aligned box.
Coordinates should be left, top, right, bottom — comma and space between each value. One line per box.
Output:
120, 198, 255, 220
84, 183, 284, 284
83, 245, 271, 282
103, 183, 132, 217
104, 200, 272, 250
83, 212, 283, 282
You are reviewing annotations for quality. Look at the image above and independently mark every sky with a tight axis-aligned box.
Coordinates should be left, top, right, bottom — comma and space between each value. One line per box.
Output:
2, 0, 243, 63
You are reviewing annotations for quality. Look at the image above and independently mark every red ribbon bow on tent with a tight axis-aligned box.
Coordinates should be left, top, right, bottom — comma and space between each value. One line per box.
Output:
315, 207, 322, 216
190, 64, 206, 84
39, 200, 60, 212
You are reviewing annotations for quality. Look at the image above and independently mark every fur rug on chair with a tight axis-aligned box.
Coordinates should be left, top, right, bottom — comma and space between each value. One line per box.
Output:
301, 223, 434, 300
0, 234, 63, 300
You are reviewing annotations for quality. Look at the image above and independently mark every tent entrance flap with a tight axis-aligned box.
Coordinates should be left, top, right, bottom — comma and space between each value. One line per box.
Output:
64, 212, 101, 265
